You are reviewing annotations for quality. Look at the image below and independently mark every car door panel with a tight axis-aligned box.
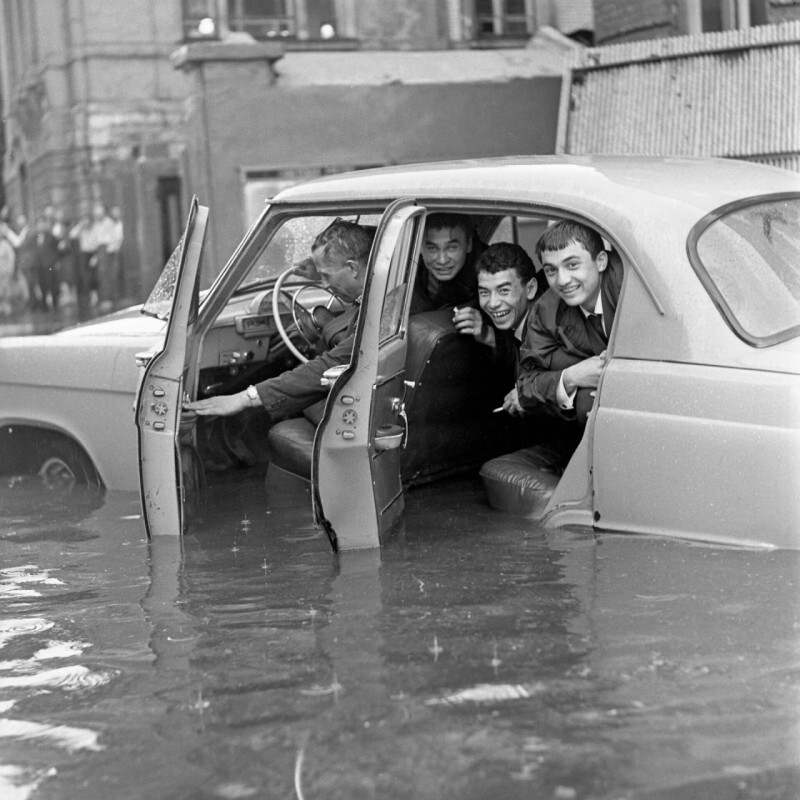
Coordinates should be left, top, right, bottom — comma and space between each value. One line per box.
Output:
136, 199, 208, 537
314, 202, 424, 551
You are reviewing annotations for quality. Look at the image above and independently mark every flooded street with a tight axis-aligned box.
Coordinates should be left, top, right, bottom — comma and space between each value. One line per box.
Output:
1, 468, 799, 799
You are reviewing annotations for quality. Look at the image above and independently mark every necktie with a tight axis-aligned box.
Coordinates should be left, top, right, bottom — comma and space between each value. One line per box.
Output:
587, 312, 606, 344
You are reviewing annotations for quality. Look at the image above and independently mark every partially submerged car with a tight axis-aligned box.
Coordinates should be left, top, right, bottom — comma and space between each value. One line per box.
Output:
2, 156, 798, 550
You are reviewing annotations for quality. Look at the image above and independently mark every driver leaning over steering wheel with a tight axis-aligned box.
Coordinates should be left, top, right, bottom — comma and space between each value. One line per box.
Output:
183, 220, 374, 423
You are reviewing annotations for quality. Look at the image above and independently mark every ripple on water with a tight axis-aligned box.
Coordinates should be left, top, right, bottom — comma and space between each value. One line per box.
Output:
0, 566, 65, 600
33, 641, 90, 660
0, 719, 104, 751
0, 665, 115, 690
0, 565, 65, 584
0, 619, 55, 648
0, 764, 54, 800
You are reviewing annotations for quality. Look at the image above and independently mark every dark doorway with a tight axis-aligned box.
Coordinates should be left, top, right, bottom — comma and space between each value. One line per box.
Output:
157, 176, 183, 264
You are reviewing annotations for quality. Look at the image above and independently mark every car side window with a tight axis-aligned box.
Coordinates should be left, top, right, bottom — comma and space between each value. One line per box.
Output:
378, 215, 424, 343
690, 196, 800, 346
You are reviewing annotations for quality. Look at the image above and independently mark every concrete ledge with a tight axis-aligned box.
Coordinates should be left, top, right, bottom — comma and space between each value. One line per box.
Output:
171, 37, 283, 70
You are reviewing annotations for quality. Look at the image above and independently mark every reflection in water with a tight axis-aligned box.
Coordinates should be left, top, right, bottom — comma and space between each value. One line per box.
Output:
0, 473, 798, 799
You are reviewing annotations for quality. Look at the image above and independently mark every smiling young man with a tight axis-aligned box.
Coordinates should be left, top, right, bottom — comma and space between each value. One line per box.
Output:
452, 242, 544, 415
517, 220, 623, 426
410, 213, 483, 313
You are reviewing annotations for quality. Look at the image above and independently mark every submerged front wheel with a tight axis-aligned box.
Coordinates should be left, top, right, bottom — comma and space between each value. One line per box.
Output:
33, 436, 102, 491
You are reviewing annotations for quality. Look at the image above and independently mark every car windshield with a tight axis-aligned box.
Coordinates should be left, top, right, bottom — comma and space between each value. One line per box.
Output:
237, 214, 381, 292
692, 196, 800, 346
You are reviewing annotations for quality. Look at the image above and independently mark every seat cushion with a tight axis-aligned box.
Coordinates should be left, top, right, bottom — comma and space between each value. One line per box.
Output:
267, 417, 316, 480
479, 443, 570, 519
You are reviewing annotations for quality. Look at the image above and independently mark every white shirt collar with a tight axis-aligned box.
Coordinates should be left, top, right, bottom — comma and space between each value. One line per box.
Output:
514, 308, 530, 342
579, 292, 604, 319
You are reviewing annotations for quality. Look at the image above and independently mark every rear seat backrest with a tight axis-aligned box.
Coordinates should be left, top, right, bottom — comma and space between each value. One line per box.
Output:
400, 310, 513, 485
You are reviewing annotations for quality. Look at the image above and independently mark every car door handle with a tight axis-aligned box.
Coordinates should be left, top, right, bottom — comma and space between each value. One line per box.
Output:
374, 424, 405, 451
321, 363, 350, 387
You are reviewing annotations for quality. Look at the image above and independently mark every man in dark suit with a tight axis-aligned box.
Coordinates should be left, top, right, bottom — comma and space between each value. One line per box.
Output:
31, 215, 62, 311
452, 241, 546, 414
517, 220, 623, 427
184, 220, 374, 423
410, 212, 484, 313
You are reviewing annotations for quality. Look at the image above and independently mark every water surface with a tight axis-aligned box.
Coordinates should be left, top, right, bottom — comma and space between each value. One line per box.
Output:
1, 470, 798, 799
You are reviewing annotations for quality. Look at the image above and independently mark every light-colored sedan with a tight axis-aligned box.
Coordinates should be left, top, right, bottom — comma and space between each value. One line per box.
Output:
2, 156, 798, 551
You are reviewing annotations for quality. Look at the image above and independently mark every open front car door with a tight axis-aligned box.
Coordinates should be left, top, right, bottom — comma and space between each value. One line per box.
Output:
313, 201, 425, 551
136, 198, 209, 537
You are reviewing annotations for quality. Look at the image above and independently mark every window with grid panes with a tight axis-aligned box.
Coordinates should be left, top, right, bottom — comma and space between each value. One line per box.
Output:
474, 0, 534, 38
182, 0, 219, 39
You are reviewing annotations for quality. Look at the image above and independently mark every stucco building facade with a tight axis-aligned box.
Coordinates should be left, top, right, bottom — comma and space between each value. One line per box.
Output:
0, 0, 587, 298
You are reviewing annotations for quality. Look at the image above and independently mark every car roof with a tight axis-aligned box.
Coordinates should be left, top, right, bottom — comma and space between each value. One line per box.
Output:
270, 155, 799, 223
272, 155, 800, 373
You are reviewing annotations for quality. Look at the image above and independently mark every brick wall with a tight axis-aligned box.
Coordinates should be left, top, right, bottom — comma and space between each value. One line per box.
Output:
594, 0, 674, 44
595, 0, 800, 45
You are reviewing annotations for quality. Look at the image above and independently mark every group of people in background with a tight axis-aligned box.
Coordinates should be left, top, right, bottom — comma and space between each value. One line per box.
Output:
0, 201, 124, 317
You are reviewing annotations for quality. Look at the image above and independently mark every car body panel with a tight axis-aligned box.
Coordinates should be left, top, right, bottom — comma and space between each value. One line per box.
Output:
591, 358, 800, 549
314, 202, 425, 550
0, 316, 165, 489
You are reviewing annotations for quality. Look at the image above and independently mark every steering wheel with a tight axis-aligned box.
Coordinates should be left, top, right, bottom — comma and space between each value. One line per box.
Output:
272, 266, 341, 363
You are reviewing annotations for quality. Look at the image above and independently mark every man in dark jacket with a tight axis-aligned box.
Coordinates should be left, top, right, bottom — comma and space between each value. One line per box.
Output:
31, 215, 62, 310
410, 212, 484, 313
452, 241, 545, 415
184, 220, 374, 423
517, 220, 623, 427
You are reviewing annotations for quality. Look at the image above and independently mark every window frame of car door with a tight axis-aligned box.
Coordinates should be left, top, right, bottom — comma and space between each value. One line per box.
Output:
312, 199, 426, 551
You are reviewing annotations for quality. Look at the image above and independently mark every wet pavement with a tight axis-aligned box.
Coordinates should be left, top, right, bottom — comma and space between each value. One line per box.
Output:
1, 467, 799, 800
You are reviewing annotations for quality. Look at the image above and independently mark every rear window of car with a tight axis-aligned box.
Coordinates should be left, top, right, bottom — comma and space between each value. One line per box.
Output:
689, 195, 800, 347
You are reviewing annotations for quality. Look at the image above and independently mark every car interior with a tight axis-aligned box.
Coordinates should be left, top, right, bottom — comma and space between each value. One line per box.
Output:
183, 207, 579, 517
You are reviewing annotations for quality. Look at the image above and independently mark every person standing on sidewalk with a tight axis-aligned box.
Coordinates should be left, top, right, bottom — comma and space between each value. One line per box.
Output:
105, 206, 124, 306
92, 203, 117, 312
70, 206, 99, 311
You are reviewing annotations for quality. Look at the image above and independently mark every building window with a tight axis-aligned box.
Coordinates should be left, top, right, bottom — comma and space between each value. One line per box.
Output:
182, 0, 220, 39
473, 0, 535, 38
182, 0, 339, 42
682, 0, 770, 33
227, 0, 296, 39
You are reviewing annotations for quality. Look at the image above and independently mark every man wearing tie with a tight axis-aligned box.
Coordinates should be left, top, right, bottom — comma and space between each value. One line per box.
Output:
517, 220, 623, 427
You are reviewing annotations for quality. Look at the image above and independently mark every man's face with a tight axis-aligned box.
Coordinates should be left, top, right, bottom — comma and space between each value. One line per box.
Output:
314, 245, 364, 304
421, 226, 472, 283
478, 268, 536, 331
541, 241, 607, 311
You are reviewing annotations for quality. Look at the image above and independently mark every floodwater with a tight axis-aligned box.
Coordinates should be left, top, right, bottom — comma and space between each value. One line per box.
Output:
1, 469, 799, 800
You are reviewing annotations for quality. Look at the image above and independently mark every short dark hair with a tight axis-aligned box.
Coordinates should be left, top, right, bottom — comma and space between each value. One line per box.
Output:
424, 212, 474, 239
476, 242, 536, 283
313, 219, 374, 266
536, 220, 604, 261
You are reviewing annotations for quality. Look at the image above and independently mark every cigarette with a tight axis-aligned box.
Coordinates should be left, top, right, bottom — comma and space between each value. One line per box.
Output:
492, 406, 504, 413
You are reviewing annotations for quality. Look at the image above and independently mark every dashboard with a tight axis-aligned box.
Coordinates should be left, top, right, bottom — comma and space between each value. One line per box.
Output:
195, 281, 337, 396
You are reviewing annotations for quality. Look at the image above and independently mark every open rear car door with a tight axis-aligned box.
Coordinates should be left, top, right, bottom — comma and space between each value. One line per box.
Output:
136, 198, 209, 537
313, 201, 425, 551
